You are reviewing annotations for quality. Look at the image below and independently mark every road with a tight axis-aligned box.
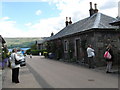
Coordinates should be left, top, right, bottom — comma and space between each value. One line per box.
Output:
26, 56, 118, 88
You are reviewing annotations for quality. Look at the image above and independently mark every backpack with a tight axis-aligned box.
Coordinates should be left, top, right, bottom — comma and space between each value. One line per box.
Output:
104, 51, 112, 59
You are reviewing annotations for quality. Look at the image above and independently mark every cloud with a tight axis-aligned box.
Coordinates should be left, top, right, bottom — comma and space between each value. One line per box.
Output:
30, 0, 118, 37
0, 16, 64, 37
118, 1, 120, 17
1, 0, 119, 38
35, 10, 42, 16
26, 17, 64, 37
24, 22, 32, 26
0, 18, 27, 37
44, 0, 118, 20
100, 0, 118, 10
1, 17, 11, 20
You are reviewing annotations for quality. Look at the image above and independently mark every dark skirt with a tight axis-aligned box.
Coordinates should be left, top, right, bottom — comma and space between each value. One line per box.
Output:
106, 58, 113, 62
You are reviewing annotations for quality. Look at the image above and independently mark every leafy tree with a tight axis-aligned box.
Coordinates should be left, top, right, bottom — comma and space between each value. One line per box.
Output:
30, 44, 37, 50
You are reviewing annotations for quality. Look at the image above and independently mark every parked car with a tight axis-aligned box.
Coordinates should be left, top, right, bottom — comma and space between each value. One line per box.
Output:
17, 51, 26, 67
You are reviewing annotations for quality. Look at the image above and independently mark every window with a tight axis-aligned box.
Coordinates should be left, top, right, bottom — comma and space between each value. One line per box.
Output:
64, 40, 68, 52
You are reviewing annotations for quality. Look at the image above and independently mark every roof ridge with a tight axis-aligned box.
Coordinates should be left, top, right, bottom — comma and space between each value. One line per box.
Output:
92, 13, 101, 28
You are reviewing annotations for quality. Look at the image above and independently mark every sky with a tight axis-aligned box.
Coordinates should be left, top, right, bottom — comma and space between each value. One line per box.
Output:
0, 0, 119, 38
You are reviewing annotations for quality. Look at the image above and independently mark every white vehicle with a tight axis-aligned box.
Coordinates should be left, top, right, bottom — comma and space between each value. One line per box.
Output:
17, 51, 26, 67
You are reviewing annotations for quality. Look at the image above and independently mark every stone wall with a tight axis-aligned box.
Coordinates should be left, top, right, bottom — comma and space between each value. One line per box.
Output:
61, 30, 120, 66
94, 30, 120, 66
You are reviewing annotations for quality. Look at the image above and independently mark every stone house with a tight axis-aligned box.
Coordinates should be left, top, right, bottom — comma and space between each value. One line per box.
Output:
0, 35, 6, 68
46, 2, 120, 66
0, 35, 6, 56
36, 37, 49, 50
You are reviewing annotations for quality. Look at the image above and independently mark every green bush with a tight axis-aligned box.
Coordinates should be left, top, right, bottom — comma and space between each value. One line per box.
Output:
26, 49, 31, 55
43, 51, 48, 58
31, 50, 41, 55
40, 49, 47, 55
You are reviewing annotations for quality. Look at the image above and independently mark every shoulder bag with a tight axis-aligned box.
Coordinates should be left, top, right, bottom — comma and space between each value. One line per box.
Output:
14, 54, 21, 65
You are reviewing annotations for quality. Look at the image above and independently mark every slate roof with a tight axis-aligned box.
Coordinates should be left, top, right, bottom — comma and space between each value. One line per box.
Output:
47, 13, 118, 41
110, 17, 120, 26
37, 37, 49, 44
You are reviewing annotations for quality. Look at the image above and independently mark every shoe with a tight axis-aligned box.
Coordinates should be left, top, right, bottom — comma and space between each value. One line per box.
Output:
12, 81, 19, 83
91, 67, 95, 69
106, 71, 112, 73
89, 67, 91, 68
15, 82, 20, 84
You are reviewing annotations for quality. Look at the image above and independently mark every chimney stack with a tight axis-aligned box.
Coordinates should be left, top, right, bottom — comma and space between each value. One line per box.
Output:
94, 3, 98, 13
65, 17, 69, 27
51, 32, 54, 36
89, 2, 98, 16
69, 17, 72, 25
90, 2, 92, 9
89, 2, 95, 16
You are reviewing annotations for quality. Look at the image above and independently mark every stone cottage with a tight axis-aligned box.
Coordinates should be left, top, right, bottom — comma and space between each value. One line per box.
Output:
36, 37, 49, 50
0, 35, 6, 59
0, 35, 6, 69
46, 2, 120, 66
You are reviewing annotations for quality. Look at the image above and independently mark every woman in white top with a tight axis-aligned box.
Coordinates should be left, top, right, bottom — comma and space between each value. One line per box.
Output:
87, 45, 95, 68
10, 48, 21, 83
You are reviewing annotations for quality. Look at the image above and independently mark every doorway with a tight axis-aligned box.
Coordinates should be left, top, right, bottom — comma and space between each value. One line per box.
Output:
76, 39, 80, 60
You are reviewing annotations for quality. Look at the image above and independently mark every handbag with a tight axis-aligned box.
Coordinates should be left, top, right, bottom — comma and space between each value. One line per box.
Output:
91, 52, 95, 57
104, 51, 112, 59
11, 62, 15, 68
14, 54, 21, 65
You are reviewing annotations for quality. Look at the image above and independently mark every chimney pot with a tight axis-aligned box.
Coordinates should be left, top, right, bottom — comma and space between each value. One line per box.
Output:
89, 2, 94, 16
94, 3, 97, 9
94, 3, 98, 13
69, 17, 72, 24
65, 17, 69, 27
90, 2, 93, 9
66, 17, 68, 21
51, 32, 54, 36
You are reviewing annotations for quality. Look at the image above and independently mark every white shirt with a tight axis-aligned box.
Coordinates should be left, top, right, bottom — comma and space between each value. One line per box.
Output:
87, 47, 95, 57
10, 53, 21, 68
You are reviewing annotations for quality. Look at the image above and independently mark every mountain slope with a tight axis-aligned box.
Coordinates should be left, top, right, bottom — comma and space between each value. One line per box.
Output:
4, 37, 46, 48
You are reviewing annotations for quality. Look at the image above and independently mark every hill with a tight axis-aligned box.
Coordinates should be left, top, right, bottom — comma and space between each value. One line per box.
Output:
4, 37, 46, 49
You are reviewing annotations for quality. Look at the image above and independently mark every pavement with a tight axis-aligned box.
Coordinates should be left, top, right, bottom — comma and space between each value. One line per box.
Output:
0, 70, 2, 90
2, 66, 41, 89
0, 56, 119, 89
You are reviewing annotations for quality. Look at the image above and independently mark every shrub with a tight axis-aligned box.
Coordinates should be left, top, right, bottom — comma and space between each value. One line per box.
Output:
31, 50, 41, 55
43, 51, 48, 58
26, 49, 31, 55
40, 49, 47, 55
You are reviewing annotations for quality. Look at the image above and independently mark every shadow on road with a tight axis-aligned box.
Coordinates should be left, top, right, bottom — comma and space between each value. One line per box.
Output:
27, 64, 53, 88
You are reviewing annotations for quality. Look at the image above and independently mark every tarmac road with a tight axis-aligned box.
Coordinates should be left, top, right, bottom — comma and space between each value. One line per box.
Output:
26, 56, 118, 88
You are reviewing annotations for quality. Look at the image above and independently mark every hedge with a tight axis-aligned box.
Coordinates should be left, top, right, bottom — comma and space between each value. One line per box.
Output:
31, 50, 41, 55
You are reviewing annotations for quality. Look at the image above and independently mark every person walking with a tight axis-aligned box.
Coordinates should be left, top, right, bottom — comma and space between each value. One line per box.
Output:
87, 44, 95, 69
10, 48, 22, 83
30, 53, 32, 58
105, 44, 114, 73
